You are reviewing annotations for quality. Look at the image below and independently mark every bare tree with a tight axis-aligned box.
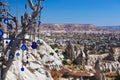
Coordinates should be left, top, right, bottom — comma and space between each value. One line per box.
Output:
0, 0, 43, 80
28, 0, 43, 19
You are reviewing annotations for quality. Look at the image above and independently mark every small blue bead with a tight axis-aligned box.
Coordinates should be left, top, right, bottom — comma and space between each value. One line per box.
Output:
16, 52, 20, 56
21, 67, 24, 71
9, 26, 13, 30
4, 18, 9, 24
21, 44, 27, 51
38, 21, 41, 26
9, 54, 14, 59
0, 30, 4, 37
28, 19, 31, 22
31, 42, 38, 49
6, 41, 9, 44
37, 40, 40, 44
16, 45, 19, 49
26, 61, 29, 64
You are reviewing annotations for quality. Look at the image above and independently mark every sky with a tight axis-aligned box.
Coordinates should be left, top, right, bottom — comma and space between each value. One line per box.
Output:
4, 0, 120, 26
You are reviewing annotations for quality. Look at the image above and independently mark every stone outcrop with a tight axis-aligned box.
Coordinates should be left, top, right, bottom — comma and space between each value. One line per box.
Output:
64, 42, 120, 80
95, 59, 106, 80
104, 47, 120, 61
65, 41, 75, 61
65, 41, 85, 62
73, 46, 89, 65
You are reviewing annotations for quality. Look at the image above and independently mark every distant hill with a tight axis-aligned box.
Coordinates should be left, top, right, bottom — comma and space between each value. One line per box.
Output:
41, 24, 104, 32
98, 26, 120, 30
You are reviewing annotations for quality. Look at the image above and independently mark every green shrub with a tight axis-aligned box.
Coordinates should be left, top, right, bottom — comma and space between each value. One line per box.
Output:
39, 42, 43, 46
99, 49, 105, 54
55, 50, 59, 53
50, 52, 54, 56
103, 68, 110, 72
62, 59, 68, 65
78, 66, 85, 71
115, 74, 120, 80
50, 44, 59, 49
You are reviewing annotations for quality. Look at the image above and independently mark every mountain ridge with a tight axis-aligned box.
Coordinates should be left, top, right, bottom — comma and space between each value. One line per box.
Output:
42, 24, 103, 31
41, 24, 120, 33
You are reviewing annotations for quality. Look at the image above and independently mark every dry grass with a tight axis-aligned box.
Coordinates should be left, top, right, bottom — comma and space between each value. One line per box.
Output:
50, 69, 63, 80
17, 78, 21, 80
27, 67, 35, 73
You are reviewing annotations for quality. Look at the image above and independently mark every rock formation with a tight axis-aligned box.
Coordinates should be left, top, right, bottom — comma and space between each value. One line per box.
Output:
104, 47, 120, 61
73, 44, 89, 65
3, 38, 62, 80
95, 59, 106, 80
65, 41, 76, 61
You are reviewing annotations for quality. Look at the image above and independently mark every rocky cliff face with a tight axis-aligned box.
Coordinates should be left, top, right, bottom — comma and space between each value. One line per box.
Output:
74, 46, 89, 65
64, 41, 120, 80
1, 35, 62, 80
